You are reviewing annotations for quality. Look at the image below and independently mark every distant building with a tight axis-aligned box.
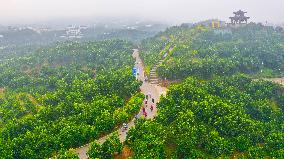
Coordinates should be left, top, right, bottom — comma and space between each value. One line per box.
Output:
8, 26, 18, 31
127, 26, 138, 30
62, 25, 83, 39
195, 20, 226, 28
212, 21, 220, 28
229, 10, 250, 24
79, 25, 88, 30
38, 27, 51, 33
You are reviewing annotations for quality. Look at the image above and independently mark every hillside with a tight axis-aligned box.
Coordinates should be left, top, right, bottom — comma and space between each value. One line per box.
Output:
0, 23, 284, 159
140, 23, 284, 79
126, 75, 284, 158
0, 40, 143, 158
123, 23, 284, 159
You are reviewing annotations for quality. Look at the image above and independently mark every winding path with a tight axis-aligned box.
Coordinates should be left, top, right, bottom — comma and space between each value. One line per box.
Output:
75, 49, 167, 159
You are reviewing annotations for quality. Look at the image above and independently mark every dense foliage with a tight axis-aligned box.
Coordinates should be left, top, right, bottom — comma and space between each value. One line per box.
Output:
140, 23, 284, 79
87, 132, 123, 159
2, 21, 284, 159
55, 149, 79, 159
126, 75, 284, 158
0, 40, 143, 158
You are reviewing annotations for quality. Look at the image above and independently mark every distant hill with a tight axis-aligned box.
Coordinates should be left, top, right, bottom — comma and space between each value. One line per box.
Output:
0, 21, 168, 60
140, 22, 284, 79
0, 21, 168, 44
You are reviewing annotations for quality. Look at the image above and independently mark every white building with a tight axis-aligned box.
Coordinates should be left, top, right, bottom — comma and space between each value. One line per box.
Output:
63, 25, 83, 39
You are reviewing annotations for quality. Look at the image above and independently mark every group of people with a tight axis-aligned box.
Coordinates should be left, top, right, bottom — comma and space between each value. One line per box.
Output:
142, 93, 155, 118
122, 94, 155, 131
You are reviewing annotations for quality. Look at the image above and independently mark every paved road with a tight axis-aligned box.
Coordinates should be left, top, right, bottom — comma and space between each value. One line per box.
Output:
75, 49, 167, 159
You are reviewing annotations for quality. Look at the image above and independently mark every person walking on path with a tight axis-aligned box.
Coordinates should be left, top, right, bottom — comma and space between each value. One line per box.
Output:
145, 99, 148, 107
135, 114, 139, 120
147, 93, 151, 99
144, 112, 148, 118
150, 105, 154, 112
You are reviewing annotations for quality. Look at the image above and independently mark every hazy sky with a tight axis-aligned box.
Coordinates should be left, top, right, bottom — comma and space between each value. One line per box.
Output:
0, 0, 283, 24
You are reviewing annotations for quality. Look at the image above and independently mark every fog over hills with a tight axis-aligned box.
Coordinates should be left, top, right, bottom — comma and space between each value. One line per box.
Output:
1, 0, 284, 25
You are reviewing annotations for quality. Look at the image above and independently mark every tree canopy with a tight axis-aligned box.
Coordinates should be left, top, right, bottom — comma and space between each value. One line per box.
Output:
140, 23, 284, 79
126, 75, 284, 158
0, 40, 143, 158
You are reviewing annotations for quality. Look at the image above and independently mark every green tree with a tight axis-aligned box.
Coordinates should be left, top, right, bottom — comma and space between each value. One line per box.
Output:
56, 149, 79, 159
101, 132, 123, 159
87, 142, 102, 159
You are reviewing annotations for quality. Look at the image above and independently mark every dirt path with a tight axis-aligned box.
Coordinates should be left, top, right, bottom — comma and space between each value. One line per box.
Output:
75, 49, 167, 159
263, 77, 284, 86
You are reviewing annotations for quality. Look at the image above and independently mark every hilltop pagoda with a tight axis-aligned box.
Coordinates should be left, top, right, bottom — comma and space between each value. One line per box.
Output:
229, 10, 250, 24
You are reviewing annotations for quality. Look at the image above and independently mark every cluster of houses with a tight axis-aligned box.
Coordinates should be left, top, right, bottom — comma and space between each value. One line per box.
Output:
60, 25, 88, 39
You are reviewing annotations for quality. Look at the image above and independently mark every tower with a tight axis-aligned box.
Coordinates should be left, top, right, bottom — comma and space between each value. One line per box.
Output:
229, 10, 250, 24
